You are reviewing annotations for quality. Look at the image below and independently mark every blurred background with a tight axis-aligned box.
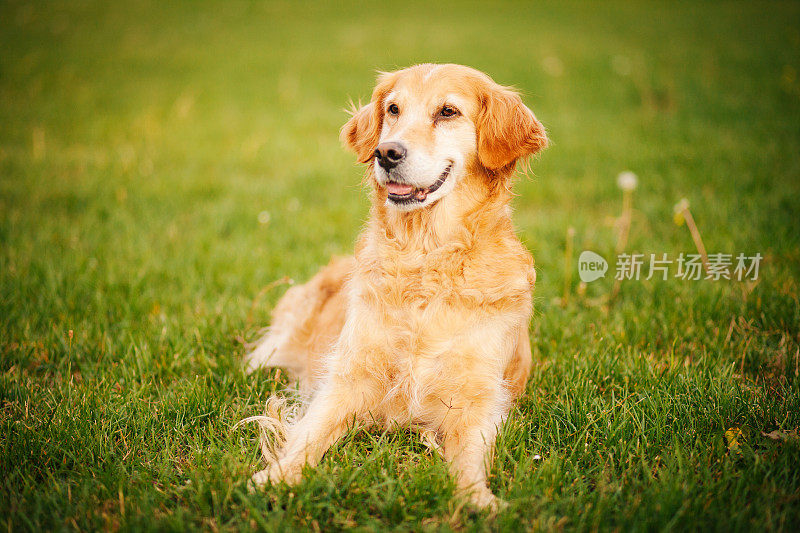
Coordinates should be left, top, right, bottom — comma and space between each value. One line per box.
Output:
1, 1, 799, 529
2, 0, 798, 309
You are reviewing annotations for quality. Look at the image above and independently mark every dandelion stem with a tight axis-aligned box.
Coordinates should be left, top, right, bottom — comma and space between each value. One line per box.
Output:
679, 206, 709, 273
563, 227, 575, 306
616, 189, 633, 254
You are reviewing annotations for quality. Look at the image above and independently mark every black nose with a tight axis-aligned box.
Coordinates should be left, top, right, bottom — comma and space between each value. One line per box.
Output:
374, 142, 407, 170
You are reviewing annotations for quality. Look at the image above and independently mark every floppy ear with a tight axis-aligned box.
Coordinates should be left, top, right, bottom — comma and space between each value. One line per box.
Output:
477, 85, 548, 171
340, 102, 380, 163
340, 72, 397, 164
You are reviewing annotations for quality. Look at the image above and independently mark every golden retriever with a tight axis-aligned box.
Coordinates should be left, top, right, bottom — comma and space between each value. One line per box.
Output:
244, 63, 547, 509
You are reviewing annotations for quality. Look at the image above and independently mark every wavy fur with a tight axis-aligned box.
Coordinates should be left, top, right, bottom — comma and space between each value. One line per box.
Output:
243, 64, 547, 509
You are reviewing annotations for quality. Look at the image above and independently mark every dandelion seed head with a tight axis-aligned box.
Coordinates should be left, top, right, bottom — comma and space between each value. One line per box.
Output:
542, 56, 564, 77
673, 198, 690, 214
617, 171, 638, 191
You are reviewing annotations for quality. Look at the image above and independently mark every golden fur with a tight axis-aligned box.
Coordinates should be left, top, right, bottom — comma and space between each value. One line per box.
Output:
245, 63, 547, 509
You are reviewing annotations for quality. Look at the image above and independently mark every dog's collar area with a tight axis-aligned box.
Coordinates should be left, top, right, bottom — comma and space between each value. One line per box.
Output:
386, 163, 452, 204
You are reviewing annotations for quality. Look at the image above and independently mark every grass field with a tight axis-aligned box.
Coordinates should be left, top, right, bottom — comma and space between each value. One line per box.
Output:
2, 0, 800, 530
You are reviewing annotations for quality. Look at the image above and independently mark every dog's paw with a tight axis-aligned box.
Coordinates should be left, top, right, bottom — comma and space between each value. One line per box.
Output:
468, 487, 507, 513
248, 458, 304, 493
247, 468, 272, 493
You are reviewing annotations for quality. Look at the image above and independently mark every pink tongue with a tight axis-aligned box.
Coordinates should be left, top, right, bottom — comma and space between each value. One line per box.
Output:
386, 182, 414, 195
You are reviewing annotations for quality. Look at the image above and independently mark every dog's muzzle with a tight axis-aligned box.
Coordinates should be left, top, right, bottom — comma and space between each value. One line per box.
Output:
385, 163, 452, 204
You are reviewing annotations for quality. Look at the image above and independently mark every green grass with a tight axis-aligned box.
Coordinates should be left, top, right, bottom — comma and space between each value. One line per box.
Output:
2, 0, 799, 530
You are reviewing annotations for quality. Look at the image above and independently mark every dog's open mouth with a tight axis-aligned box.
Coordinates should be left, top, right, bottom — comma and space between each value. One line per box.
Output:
386, 164, 452, 204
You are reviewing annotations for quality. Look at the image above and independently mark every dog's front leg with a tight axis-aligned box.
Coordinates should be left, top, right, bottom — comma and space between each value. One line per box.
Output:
251, 379, 370, 488
438, 390, 509, 510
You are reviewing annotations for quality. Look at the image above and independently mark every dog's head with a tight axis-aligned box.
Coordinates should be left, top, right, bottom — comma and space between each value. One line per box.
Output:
341, 64, 548, 211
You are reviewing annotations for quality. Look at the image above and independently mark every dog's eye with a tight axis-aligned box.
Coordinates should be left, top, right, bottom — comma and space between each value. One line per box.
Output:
439, 105, 458, 118
387, 104, 399, 116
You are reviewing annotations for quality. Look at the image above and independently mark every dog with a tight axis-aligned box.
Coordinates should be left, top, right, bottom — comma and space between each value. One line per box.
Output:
244, 63, 547, 509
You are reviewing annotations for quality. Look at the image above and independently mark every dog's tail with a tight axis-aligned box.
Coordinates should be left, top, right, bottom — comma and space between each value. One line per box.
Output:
244, 256, 353, 389
244, 273, 314, 373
